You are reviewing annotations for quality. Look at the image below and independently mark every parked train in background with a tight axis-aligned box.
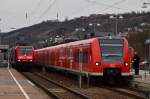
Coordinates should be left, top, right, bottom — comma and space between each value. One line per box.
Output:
9, 46, 34, 71
34, 36, 133, 82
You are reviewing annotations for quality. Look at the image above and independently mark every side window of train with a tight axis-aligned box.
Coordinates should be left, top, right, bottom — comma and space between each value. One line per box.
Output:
52, 51, 55, 62
38, 52, 40, 61
46, 51, 48, 63
41, 52, 43, 61
48, 51, 50, 63
39, 52, 40, 61
83, 51, 88, 63
66, 48, 70, 57
51, 51, 54, 61
42, 51, 44, 61
70, 48, 73, 58
60, 48, 63, 58
74, 49, 79, 62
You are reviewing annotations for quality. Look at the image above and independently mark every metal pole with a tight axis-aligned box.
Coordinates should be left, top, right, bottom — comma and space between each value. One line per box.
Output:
86, 74, 90, 88
42, 66, 46, 74
7, 48, 10, 69
115, 18, 118, 36
94, 24, 95, 33
149, 31, 150, 74
145, 70, 147, 79
79, 74, 82, 88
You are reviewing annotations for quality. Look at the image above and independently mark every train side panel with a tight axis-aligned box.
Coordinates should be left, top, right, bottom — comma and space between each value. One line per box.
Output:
34, 37, 132, 79
122, 39, 131, 75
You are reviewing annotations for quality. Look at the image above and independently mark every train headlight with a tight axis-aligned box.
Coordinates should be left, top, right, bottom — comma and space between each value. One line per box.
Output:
124, 63, 128, 66
18, 60, 21, 62
95, 62, 100, 66
30, 60, 32, 62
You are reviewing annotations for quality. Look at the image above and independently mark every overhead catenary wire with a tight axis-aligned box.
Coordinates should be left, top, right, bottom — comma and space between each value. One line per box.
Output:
30, 0, 43, 16
25, 0, 43, 23
69, 0, 128, 20
36, 0, 57, 22
84, 0, 130, 11
96, 0, 127, 13
84, 0, 128, 10
28, 0, 148, 26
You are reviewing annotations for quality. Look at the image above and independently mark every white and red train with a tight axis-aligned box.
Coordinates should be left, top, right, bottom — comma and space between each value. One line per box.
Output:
34, 37, 133, 79
10, 46, 35, 70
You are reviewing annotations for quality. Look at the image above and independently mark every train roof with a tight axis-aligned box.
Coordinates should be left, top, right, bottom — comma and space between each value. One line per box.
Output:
36, 38, 97, 51
15, 46, 34, 49
36, 36, 126, 51
98, 36, 125, 40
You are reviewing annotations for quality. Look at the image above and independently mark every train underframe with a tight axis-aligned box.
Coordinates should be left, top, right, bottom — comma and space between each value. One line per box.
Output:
12, 62, 33, 72
96, 68, 133, 85
33, 64, 133, 85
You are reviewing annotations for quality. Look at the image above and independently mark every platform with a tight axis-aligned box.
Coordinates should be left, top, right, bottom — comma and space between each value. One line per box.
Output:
133, 70, 150, 91
0, 67, 51, 99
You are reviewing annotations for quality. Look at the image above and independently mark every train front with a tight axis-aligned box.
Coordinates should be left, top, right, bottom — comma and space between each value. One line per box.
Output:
98, 37, 132, 78
16, 46, 34, 64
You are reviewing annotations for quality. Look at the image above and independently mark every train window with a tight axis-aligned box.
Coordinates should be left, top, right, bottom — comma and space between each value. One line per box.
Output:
66, 48, 70, 57
100, 39, 123, 44
52, 52, 55, 62
48, 51, 51, 64
74, 51, 79, 62
100, 39, 124, 62
18, 48, 33, 54
70, 48, 73, 57
60, 48, 63, 57
83, 52, 88, 63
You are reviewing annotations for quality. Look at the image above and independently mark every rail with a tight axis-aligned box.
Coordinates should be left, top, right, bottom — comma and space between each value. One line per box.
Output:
22, 72, 91, 99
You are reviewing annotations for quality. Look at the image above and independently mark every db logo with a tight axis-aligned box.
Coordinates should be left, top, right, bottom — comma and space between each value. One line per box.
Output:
110, 64, 115, 67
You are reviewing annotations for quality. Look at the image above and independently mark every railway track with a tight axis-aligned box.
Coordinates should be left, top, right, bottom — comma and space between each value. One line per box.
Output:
22, 66, 150, 99
22, 72, 91, 99
100, 86, 148, 99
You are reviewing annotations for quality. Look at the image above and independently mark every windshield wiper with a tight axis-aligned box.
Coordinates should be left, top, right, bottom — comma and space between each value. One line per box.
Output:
102, 54, 122, 57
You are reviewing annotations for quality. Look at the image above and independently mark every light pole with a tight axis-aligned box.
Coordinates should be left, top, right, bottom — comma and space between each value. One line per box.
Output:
109, 15, 123, 36
142, 2, 150, 8
75, 28, 85, 39
89, 23, 100, 33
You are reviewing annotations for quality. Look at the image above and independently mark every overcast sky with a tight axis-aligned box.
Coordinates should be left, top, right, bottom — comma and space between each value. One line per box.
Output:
0, 0, 150, 32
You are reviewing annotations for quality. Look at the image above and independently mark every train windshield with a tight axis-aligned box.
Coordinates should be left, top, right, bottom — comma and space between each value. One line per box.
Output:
18, 47, 33, 54
100, 39, 124, 63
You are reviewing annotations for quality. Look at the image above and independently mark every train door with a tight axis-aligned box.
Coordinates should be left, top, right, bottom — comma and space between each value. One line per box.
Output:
46, 50, 48, 65
52, 49, 55, 66
59, 47, 63, 67
82, 45, 91, 72
50, 50, 52, 65
63, 48, 67, 68
43, 51, 45, 64
79, 48, 83, 72
73, 47, 79, 70
44, 51, 46, 65
48, 50, 50, 65
55, 48, 59, 66
69, 47, 73, 69
66, 47, 70, 68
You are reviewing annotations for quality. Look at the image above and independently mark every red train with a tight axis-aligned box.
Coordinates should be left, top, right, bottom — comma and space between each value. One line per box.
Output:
129, 47, 135, 68
10, 46, 34, 71
34, 37, 133, 80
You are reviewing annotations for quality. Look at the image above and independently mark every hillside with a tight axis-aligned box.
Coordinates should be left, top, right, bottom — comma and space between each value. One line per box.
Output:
2, 11, 150, 58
